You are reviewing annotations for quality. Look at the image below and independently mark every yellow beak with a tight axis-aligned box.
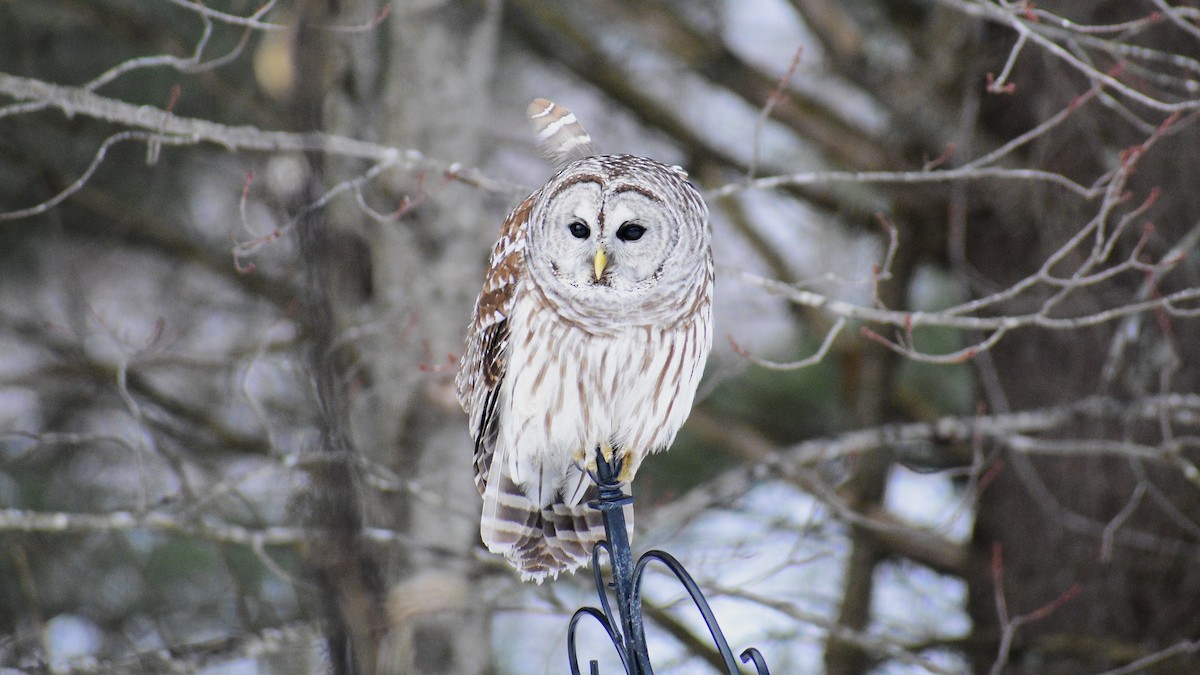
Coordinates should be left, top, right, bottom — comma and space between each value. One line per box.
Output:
593, 247, 608, 281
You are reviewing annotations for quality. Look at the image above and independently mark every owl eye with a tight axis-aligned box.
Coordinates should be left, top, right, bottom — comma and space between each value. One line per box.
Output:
616, 223, 646, 242
568, 221, 590, 239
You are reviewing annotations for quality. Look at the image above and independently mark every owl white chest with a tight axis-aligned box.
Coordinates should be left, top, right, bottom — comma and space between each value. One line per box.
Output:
499, 285, 711, 494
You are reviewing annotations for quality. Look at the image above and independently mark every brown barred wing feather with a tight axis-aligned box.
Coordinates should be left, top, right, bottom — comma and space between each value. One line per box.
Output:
456, 194, 535, 496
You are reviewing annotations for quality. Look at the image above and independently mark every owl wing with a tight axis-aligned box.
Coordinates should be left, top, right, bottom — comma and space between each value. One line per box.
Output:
457, 193, 537, 496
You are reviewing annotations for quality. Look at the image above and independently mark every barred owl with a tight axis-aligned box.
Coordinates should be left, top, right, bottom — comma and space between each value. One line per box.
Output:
456, 99, 713, 582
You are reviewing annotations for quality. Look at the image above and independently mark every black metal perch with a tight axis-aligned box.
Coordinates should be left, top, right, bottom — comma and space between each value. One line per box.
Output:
567, 448, 771, 674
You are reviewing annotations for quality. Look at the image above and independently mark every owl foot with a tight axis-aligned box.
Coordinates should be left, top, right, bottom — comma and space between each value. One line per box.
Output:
599, 440, 615, 464
618, 457, 635, 483
576, 441, 624, 484
598, 442, 638, 482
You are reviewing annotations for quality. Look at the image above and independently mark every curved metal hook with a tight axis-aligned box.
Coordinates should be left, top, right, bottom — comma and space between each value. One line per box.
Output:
590, 541, 619, 636
739, 647, 771, 674
567, 605, 630, 675
632, 550, 771, 674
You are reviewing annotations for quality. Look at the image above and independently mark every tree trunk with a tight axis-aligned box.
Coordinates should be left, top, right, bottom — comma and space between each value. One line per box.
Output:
289, 1, 503, 672
963, 4, 1200, 671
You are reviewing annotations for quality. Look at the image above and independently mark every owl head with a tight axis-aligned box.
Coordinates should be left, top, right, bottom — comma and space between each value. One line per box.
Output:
524, 154, 711, 325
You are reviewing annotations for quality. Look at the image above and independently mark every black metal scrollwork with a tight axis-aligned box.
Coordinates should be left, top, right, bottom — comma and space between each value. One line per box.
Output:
567, 448, 771, 674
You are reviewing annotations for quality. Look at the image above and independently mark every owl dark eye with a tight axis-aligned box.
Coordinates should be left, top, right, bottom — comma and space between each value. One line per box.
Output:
568, 221, 590, 239
616, 222, 646, 242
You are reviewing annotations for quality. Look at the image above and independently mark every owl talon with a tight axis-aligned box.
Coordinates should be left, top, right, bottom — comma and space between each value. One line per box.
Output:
596, 442, 638, 482
618, 459, 634, 483
599, 440, 615, 464
577, 441, 626, 485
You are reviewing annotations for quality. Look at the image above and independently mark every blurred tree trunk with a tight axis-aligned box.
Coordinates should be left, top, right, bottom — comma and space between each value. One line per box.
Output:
290, 3, 387, 673
373, 2, 501, 673
793, 1, 1200, 672
962, 8, 1200, 670
290, 1, 501, 672
954, 3, 1200, 672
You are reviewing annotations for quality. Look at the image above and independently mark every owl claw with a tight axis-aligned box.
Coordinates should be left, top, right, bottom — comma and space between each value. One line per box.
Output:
618, 459, 634, 483
597, 442, 637, 482
576, 441, 624, 484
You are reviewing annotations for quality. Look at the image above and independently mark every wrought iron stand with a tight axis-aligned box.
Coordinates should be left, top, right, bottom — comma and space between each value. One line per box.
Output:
567, 449, 771, 674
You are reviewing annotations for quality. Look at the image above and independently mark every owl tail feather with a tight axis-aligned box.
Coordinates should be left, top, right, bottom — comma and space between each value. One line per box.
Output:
480, 466, 633, 583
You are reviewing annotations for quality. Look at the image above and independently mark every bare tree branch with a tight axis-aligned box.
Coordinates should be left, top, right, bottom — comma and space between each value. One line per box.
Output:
0, 71, 521, 206
655, 394, 1200, 537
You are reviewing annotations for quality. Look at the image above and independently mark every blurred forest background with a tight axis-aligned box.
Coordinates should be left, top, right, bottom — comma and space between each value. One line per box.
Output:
3, 1, 1200, 673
